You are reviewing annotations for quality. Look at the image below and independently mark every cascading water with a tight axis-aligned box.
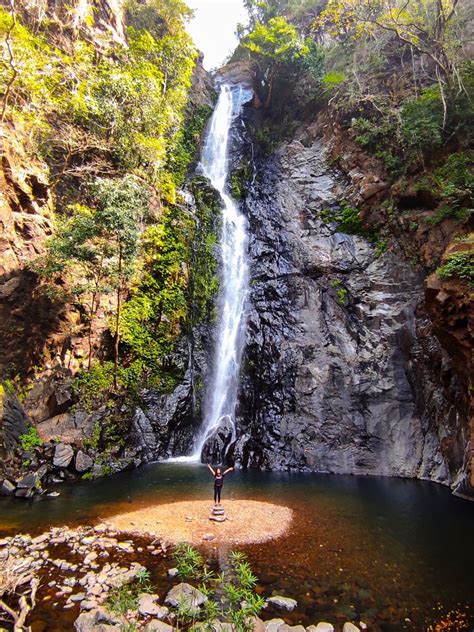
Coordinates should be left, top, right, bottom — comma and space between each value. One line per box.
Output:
188, 83, 251, 462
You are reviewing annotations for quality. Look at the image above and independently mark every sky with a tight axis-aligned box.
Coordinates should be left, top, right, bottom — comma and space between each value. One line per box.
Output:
186, 0, 248, 70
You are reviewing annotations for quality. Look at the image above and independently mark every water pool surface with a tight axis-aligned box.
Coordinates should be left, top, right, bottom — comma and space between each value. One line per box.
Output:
1, 464, 473, 631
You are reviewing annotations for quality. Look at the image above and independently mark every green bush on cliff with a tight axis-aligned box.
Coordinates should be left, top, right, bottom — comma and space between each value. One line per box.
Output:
321, 202, 366, 235
19, 427, 42, 452
168, 104, 214, 186
419, 152, 474, 224
436, 252, 474, 284
73, 363, 116, 412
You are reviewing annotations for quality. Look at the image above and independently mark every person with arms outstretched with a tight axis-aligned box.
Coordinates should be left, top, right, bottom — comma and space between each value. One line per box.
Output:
207, 463, 233, 505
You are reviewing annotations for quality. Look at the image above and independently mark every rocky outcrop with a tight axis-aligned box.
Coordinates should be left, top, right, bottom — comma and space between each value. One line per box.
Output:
0, 384, 29, 459
130, 326, 212, 461
231, 120, 470, 495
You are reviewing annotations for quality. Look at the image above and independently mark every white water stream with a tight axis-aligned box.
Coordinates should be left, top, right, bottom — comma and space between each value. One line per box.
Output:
172, 84, 251, 463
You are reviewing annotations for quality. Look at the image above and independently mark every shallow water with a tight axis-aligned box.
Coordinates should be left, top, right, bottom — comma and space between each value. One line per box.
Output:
1, 464, 473, 630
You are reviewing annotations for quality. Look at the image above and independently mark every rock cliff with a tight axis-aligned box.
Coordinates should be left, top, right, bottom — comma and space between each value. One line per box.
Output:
226, 103, 471, 496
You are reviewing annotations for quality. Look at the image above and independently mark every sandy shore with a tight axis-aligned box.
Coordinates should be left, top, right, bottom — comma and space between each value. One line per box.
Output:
107, 499, 293, 545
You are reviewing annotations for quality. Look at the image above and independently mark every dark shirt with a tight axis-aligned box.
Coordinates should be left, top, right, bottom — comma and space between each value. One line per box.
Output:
214, 473, 224, 488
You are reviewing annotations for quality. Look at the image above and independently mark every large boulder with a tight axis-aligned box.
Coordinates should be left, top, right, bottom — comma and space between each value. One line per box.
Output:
75, 450, 93, 473
138, 593, 162, 617
144, 622, 175, 632
74, 608, 124, 632
23, 368, 74, 424
164, 583, 207, 610
0, 478, 16, 495
16, 472, 40, 489
0, 384, 29, 459
53, 443, 74, 468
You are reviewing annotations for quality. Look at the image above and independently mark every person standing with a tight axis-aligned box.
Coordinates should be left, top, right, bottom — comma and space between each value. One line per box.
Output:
207, 463, 234, 505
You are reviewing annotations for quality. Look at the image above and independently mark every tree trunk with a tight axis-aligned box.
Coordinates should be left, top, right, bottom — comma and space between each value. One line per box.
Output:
114, 246, 123, 389
87, 292, 97, 370
264, 64, 278, 109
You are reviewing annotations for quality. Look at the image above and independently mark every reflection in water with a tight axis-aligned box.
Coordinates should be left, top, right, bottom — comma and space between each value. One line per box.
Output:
2, 465, 474, 630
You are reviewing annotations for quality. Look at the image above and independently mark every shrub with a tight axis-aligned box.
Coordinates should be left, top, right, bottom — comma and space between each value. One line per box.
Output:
401, 86, 443, 157
19, 427, 42, 452
107, 570, 153, 615
419, 151, 474, 224
436, 252, 474, 284
322, 70, 345, 90
73, 363, 115, 412
321, 201, 367, 235
172, 545, 265, 632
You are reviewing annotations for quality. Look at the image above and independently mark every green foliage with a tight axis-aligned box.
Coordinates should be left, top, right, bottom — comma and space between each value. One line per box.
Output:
241, 16, 310, 106
174, 543, 205, 580
171, 545, 265, 632
242, 16, 308, 63
119, 177, 219, 390
329, 279, 348, 305
168, 104, 213, 186
401, 86, 443, 158
0, 2, 197, 194
19, 427, 42, 452
230, 160, 253, 200
252, 126, 284, 156
73, 363, 115, 413
436, 252, 474, 284
3, 1, 218, 406
322, 71, 345, 90
321, 202, 366, 235
418, 152, 474, 224
349, 83, 469, 174
107, 570, 153, 615
351, 115, 403, 174
320, 202, 388, 255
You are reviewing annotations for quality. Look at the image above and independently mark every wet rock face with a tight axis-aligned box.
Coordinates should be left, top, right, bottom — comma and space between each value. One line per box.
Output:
233, 134, 469, 493
130, 326, 213, 461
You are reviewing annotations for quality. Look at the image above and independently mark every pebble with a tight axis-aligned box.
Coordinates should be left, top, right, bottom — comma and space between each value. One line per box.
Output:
309, 625, 335, 632
70, 593, 86, 603
267, 596, 298, 611
342, 624, 360, 632
84, 552, 98, 565
138, 593, 161, 616
89, 584, 104, 596
264, 619, 285, 632
202, 533, 214, 541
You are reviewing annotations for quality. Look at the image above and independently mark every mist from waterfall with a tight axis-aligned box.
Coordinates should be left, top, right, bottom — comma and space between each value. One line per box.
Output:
189, 83, 251, 461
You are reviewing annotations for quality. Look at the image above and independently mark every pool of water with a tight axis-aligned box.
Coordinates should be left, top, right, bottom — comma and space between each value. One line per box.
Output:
2, 464, 473, 631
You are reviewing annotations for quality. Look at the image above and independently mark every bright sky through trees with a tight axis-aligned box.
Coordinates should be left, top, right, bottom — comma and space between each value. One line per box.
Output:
186, 0, 247, 70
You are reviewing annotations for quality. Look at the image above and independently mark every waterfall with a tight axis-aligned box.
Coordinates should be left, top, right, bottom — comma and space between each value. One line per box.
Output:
189, 83, 250, 462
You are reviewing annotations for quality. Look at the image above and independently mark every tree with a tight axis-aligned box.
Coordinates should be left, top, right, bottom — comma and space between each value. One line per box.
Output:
315, 0, 465, 125
32, 177, 148, 382
242, 16, 309, 107
90, 177, 148, 386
